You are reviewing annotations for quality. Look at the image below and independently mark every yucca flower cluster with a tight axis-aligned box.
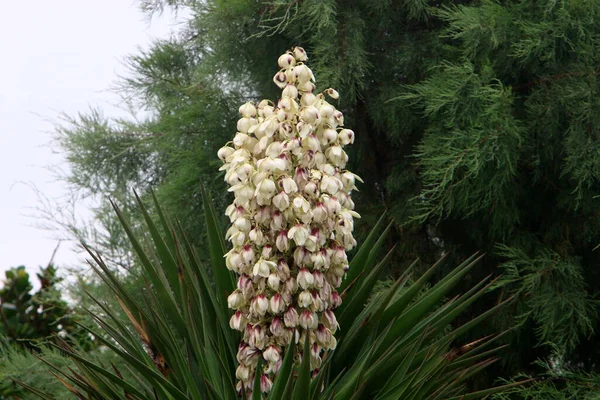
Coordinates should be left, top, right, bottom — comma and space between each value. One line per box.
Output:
218, 46, 360, 396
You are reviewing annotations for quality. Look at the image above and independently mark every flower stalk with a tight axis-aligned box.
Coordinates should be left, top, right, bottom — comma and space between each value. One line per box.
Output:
219, 46, 360, 397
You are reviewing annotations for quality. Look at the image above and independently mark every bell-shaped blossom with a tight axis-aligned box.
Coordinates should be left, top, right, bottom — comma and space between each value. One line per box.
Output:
219, 46, 360, 396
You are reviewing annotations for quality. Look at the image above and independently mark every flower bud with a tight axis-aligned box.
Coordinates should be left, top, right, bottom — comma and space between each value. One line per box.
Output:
270, 293, 285, 314
239, 102, 257, 117
252, 294, 269, 316
261, 374, 273, 393
272, 191, 290, 211
230, 311, 247, 331
299, 310, 318, 329
253, 259, 275, 278
293, 64, 314, 84
293, 46, 308, 61
236, 364, 250, 381
325, 88, 339, 99
218, 146, 234, 161
331, 291, 342, 308
268, 273, 280, 291
282, 84, 299, 99
263, 346, 281, 364
338, 129, 355, 145
288, 224, 309, 246
273, 71, 287, 89
284, 307, 299, 327
275, 230, 290, 252
300, 92, 317, 106
297, 268, 314, 289
278, 53, 296, 69
270, 317, 285, 336
298, 290, 313, 308
228, 291, 245, 309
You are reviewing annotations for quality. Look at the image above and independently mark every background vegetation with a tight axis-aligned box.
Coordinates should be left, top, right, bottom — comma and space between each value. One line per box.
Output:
3, 0, 600, 398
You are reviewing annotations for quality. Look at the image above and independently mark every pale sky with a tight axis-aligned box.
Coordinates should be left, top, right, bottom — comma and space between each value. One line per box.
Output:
0, 1, 181, 280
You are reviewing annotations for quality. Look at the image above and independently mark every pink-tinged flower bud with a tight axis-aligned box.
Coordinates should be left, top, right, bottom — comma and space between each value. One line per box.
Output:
325, 88, 339, 100
320, 175, 342, 195
303, 181, 318, 197
282, 84, 299, 99
310, 343, 322, 369
288, 224, 309, 246
322, 309, 339, 332
236, 364, 250, 381
324, 196, 342, 215
312, 202, 328, 224
252, 294, 269, 316
311, 251, 326, 270
284, 307, 299, 327
237, 117, 258, 134
268, 273, 280, 291
239, 102, 257, 118
278, 53, 296, 69
250, 325, 266, 349
230, 311, 247, 331
330, 291, 342, 308
293, 64, 314, 84
293, 246, 306, 267
300, 92, 317, 107
253, 259, 275, 278
271, 211, 284, 230
238, 274, 254, 299
248, 227, 265, 246
311, 291, 324, 312
225, 250, 243, 272
270, 317, 285, 336
298, 290, 312, 308
299, 310, 318, 329
276, 230, 290, 252
303, 134, 321, 152
316, 324, 333, 348
263, 346, 281, 364
277, 260, 291, 280
270, 294, 285, 314
294, 167, 309, 188
293, 46, 308, 61
218, 146, 234, 161
228, 291, 245, 309
319, 283, 331, 306
273, 71, 287, 89
284, 278, 297, 294
272, 191, 290, 211
301, 105, 320, 124
261, 374, 273, 393
261, 244, 274, 259
234, 216, 251, 233
297, 80, 316, 93
333, 110, 344, 126
338, 129, 355, 145
280, 176, 298, 194
256, 178, 276, 198
322, 128, 338, 144
319, 103, 335, 119
297, 268, 314, 289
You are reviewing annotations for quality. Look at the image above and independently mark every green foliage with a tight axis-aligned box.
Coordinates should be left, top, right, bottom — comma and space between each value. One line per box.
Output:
493, 245, 598, 352
22, 193, 525, 399
0, 266, 88, 350
52, 0, 600, 394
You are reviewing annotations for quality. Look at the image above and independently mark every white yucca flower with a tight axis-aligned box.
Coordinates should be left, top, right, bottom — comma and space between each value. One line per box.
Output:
218, 46, 361, 397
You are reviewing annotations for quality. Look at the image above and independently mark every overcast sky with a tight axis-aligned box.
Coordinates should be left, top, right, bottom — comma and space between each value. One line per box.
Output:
0, 1, 180, 280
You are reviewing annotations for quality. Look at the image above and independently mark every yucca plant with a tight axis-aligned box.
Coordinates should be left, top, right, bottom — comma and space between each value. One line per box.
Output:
15, 189, 527, 400
18, 47, 529, 400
